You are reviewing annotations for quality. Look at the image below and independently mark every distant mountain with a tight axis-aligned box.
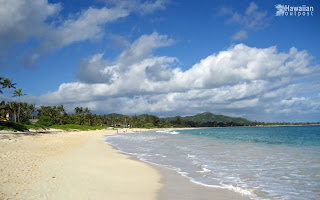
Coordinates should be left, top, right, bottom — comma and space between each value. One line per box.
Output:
165, 112, 250, 127
183, 112, 250, 124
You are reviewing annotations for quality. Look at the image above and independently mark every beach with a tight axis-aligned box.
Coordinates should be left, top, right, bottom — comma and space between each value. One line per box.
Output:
0, 129, 251, 200
0, 129, 162, 200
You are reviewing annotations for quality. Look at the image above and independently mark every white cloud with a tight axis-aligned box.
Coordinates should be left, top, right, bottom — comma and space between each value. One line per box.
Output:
117, 32, 174, 71
34, 33, 320, 121
104, 0, 169, 15
42, 7, 129, 50
267, 96, 320, 117
0, 0, 60, 47
232, 30, 248, 41
0, 0, 167, 67
75, 32, 175, 85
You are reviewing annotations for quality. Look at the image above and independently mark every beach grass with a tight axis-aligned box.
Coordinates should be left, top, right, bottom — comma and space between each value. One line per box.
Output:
0, 121, 112, 132
0, 121, 29, 132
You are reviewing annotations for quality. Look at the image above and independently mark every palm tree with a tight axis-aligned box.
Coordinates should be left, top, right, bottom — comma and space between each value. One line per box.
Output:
9, 102, 18, 122
2, 78, 16, 105
0, 77, 4, 94
57, 105, 66, 124
83, 107, 92, 125
84, 107, 90, 115
74, 107, 82, 115
13, 88, 26, 122
28, 104, 35, 119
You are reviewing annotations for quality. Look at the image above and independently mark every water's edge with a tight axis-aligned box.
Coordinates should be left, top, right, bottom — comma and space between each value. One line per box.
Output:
103, 134, 253, 200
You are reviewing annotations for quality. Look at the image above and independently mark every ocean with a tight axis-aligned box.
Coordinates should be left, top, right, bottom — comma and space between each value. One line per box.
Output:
104, 126, 320, 200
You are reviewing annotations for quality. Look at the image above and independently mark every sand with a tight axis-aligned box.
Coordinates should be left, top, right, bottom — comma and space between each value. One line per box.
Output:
0, 129, 161, 200
0, 128, 252, 200
157, 166, 251, 200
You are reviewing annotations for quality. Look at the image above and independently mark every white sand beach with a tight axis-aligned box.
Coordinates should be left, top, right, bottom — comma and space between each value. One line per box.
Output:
0, 129, 161, 200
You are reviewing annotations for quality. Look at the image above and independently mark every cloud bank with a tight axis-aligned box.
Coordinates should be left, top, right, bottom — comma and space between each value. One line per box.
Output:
31, 32, 320, 122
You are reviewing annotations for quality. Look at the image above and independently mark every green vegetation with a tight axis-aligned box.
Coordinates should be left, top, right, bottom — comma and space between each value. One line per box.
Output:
50, 124, 110, 131
0, 121, 28, 132
173, 112, 251, 127
183, 112, 250, 124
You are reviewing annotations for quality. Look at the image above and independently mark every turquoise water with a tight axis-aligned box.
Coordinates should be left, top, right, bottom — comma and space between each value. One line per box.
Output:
105, 126, 320, 200
185, 126, 320, 146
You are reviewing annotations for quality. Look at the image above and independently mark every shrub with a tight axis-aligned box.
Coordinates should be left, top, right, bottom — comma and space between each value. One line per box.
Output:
143, 122, 154, 129
35, 116, 55, 127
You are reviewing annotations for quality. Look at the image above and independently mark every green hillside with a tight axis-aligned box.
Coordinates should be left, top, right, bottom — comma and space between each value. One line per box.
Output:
165, 112, 250, 127
183, 112, 250, 124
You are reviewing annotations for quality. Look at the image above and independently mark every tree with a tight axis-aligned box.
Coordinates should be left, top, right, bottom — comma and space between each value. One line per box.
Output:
74, 107, 82, 115
0, 100, 8, 120
28, 104, 36, 119
57, 105, 66, 115
2, 78, 16, 104
74, 107, 84, 125
9, 102, 18, 122
57, 105, 67, 124
13, 88, 26, 122
84, 107, 90, 115
83, 107, 92, 125
0, 77, 4, 94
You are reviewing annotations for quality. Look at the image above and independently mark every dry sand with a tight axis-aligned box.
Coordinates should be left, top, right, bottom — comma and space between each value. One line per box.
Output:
0, 128, 252, 200
0, 129, 161, 200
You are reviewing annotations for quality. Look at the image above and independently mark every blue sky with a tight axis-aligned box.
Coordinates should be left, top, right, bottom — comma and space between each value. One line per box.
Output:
1, 0, 320, 122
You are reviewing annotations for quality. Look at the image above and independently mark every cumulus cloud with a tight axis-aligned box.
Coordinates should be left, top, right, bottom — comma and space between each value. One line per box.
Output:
75, 32, 175, 84
0, 0, 167, 67
35, 33, 320, 121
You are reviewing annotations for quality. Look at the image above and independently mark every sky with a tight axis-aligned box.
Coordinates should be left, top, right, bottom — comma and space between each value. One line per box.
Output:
0, 0, 320, 122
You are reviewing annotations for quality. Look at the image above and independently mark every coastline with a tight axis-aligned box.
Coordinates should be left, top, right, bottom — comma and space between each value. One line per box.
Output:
1, 128, 252, 200
156, 165, 251, 200
106, 130, 252, 200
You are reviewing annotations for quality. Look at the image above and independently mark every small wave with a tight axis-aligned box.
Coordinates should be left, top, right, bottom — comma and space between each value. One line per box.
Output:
197, 165, 211, 173
223, 184, 256, 198
187, 154, 196, 158
156, 130, 169, 133
156, 130, 180, 134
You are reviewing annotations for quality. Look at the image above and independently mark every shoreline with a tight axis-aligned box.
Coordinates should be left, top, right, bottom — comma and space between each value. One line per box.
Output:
111, 144, 252, 200
105, 129, 252, 200
1, 128, 252, 200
